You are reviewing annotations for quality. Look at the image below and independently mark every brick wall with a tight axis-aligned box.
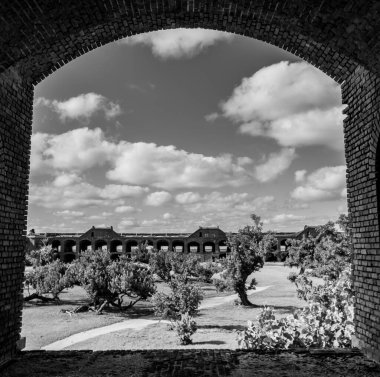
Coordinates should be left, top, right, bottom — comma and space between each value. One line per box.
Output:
0, 0, 379, 366
0, 68, 32, 367
342, 66, 380, 362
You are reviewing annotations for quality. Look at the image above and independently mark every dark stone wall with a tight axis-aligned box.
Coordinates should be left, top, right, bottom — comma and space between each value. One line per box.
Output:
0, 0, 380, 366
0, 68, 32, 366
342, 66, 380, 362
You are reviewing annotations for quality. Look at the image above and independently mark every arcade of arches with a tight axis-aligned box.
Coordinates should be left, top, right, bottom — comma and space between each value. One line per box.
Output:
0, 0, 379, 366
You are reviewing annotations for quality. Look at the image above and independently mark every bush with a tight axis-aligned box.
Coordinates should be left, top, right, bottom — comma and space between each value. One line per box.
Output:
152, 275, 204, 320
24, 260, 74, 301
238, 269, 354, 349
174, 314, 197, 345
72, 249, 156, 313
26, 244, 59, 267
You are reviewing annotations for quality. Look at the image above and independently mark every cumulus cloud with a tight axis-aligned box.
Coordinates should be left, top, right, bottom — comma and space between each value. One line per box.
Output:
31, 127, 253, 190
295, 170, 307, 183
31, 128, 118, 173
254, 148, 296, 183
271, 213, 305, 223
106, 142, 252, 189
175, 192, 202, 204
118, 217, 140, 229
29, 181, 146, 210
121, 28, 233, 59
145, 191, 172, 206
178, 191, 274, 216
54, 210, 84, 218
35, 93, 122, 122
291, 166, 346, 201
115, 205, 137, 213
220, 61, 344, 150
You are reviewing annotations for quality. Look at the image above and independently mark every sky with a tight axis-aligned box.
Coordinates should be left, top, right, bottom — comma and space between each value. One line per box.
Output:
28, 29, 347, 234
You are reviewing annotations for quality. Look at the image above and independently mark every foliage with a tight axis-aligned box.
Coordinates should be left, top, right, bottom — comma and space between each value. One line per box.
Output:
26, 240, 59, 267
222, 214, 265, 306
24, 260, 74, 301
285, 215, 352, 280
149, 250, 199, 282
196, 261, 224, 283
261, 232, 280, 262
174, 313, 197, 345
238, 269, 354, 350
72, 249, 156, 313
152, 274, 204, 320
131, 242, 152, 264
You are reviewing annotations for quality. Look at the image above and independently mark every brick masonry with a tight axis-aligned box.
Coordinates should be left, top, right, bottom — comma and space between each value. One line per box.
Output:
0, 0, 379, 366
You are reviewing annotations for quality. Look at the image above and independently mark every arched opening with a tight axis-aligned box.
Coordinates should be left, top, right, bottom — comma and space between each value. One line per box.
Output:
110, 240, 122, 260
51, 240, 61, 253
203, 241, 215, 254
157, 239, 169, 251
126, 240, 139, 254
187, 241, 200, 253
172, 240, 184, 253
218, 240, 229, 258
63, 240, 76, 254
79, 239, 92, 253
95, 239, 107, 251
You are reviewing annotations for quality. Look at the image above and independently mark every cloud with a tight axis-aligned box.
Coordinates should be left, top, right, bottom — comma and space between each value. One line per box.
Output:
145, 191, 172, 206
220, 61, 344, 150
271, 213, 305, 223
115, 205, 137, 213
52, 173, 82, 187
291, 166, 346, 201
31, 127, 118, 173
175, 192, 202, 204
35, 93, 122, 122
295, 170, 307, 183
205, 112, 219, 122
99, 184, 148, 200
54, 210, 84, 218
121, 28, 233, 59
254, 148, 296, 182
118, 217, 140, 230
163, 212, 175, 220
29, 181, 146, 210
31, 127, 253, 190
106, 142, 252, 189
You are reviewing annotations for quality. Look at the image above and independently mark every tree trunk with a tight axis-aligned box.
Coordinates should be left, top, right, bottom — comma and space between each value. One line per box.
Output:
236, 286, 253, 306
24, 293, 56, 302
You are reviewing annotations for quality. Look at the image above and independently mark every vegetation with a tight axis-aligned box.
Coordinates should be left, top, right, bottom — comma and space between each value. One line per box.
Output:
221, 214, 268, 306
72, 249, 156, 314
174, 314, 198, 345
152, 274, 204, 320
24, 260, 74, 302
285, 214, 352, 279
239, 213, 355, 350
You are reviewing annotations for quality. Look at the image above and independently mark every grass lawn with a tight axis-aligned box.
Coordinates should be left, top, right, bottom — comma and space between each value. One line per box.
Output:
21, 263, 305, 350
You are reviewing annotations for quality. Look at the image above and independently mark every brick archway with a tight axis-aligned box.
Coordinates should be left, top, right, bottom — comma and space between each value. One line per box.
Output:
1, 0, 380, 365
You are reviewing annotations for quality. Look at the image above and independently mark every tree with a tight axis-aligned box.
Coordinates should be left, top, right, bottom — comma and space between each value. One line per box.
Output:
24, 260, 74, 302
26, 239, 59, 267
149, 250, 199, 282
72, 249, 156, 314
223, 214, 265, 306
285, 216, 352, 280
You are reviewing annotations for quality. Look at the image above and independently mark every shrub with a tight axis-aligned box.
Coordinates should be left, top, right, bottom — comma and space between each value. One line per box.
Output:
174, 314, 197, 345
152, 274, 204, 320
26, 243, 59, 267
238, 269, 354, 349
